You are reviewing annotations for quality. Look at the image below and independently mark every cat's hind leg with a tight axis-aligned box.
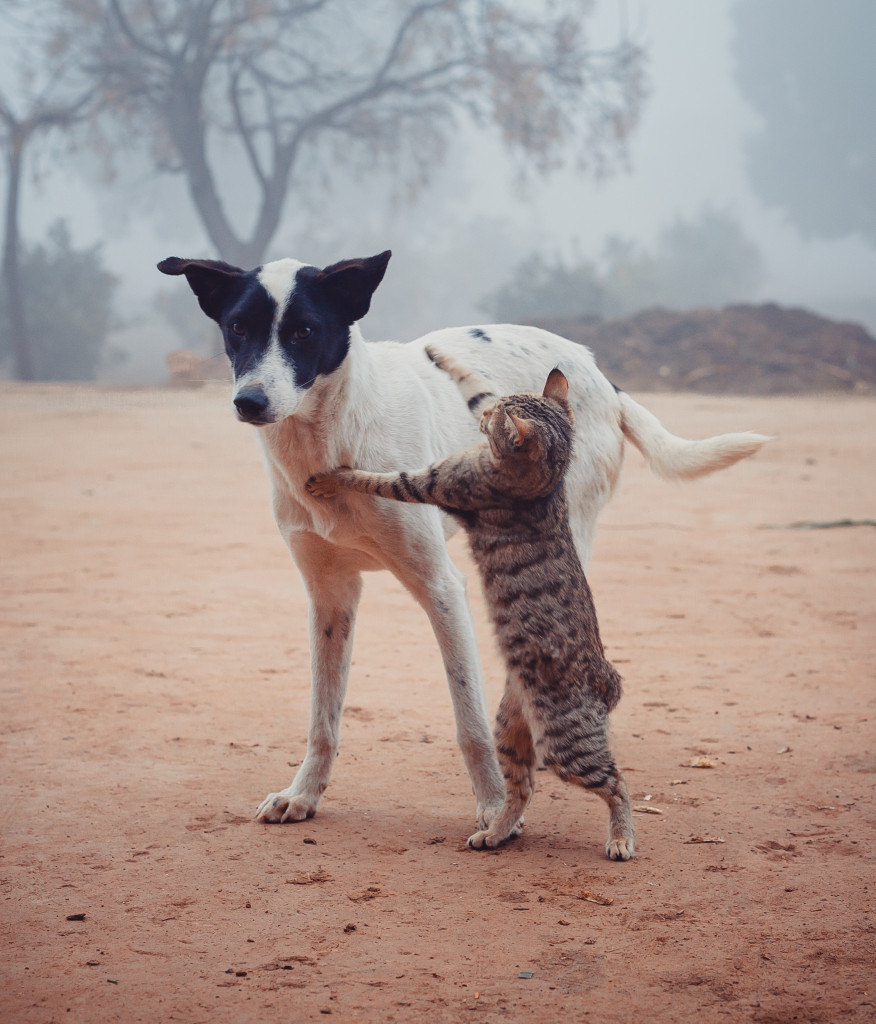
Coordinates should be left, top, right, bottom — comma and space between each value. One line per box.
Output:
468, 690, 535, 849
591, 766, 635, 861
545, 716, 635, 861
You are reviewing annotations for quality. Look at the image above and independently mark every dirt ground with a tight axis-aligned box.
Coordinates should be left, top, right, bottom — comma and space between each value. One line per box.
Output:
1, 383, 873, 1023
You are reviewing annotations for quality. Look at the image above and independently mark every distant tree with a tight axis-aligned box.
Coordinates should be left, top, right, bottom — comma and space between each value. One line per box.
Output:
483, 209, 763, 321
603, 208, 764, 313
52, 0, 647, 268
731, 0, 876, 245
0, 3, 95, 380
0, 220, 119, 380
153, 285, 220, 355
480, 252, 607, 323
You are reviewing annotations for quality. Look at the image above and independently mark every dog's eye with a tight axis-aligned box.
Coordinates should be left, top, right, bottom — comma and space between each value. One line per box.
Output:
293, 326, 313, 341
230, 321, 245, 337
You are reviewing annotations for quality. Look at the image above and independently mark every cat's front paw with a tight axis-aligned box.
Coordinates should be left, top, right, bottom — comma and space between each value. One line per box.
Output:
306, 473, 341, 499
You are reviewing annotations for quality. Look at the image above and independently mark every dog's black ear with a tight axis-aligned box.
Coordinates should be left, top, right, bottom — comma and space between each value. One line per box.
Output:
316, 250, 391, 324
157, 257, 246, 322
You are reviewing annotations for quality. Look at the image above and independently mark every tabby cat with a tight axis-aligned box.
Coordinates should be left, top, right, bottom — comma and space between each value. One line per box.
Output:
306, 347, 635, 859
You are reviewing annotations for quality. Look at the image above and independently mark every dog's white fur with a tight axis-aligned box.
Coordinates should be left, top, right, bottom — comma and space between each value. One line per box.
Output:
248, 262, 769, 826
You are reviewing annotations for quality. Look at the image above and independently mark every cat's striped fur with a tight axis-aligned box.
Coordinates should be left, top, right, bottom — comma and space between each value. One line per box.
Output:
307, 347, 634, 858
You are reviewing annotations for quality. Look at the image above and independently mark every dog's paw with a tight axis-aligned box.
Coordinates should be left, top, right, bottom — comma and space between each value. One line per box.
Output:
606, 837, 635, 861
468, 828, 514, 850
477, 801, 506, 831
255, 790, 318, 824
478, 800, 524, 833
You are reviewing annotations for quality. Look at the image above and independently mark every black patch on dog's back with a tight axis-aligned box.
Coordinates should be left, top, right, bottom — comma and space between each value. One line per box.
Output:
469, 328, 492, 343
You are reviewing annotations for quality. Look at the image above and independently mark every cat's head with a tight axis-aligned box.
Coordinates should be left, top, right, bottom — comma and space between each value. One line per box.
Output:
479, 369, 574, 493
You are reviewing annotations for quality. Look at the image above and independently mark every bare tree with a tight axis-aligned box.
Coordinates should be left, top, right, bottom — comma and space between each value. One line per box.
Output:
55, 0, 646, 268
1, 99, 92, 380
0, 1, 95, 385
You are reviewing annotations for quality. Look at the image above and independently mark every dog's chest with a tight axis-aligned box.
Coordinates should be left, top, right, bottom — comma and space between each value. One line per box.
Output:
269, 479, 415, 573
258, 431, 405, 562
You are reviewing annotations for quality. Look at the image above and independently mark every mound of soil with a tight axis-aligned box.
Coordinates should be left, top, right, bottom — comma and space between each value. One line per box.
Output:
537, 303, 876, 394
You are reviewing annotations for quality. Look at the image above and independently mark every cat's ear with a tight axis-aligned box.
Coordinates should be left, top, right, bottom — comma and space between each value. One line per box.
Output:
543, 368, 569, 402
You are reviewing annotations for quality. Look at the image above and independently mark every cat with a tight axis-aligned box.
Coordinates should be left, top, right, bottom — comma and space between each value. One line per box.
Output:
306, 347, 635, 859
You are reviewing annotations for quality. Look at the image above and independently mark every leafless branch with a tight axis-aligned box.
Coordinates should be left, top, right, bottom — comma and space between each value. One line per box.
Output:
107, 0, 172, 62
229, 70, 268, 189
42, 0, 647, 265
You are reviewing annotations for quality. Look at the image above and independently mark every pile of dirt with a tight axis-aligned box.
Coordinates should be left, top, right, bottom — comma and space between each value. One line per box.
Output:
537, 303, 876, 394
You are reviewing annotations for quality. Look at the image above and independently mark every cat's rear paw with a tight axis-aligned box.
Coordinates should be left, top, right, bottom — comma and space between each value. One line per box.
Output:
606, 837, 635, 861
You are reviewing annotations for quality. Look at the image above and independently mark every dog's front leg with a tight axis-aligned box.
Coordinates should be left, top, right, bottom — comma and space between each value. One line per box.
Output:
386, 541, 505, 828
423, 567, 506, 828
256, 542, 362, 824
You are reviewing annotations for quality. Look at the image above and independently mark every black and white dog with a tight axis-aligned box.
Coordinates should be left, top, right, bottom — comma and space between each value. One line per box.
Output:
158, 250, 768, 831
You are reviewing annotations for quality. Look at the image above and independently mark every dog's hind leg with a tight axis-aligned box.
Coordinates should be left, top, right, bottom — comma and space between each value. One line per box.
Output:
256, 537, 363, 823
468, 687, 535, 849
384, 538, 505, 828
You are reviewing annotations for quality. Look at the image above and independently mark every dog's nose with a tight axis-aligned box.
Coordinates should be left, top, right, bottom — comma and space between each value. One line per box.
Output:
233, 386, 270, 423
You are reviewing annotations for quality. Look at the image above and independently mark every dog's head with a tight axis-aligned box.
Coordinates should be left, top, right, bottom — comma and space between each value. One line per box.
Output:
157, 251, 391, 424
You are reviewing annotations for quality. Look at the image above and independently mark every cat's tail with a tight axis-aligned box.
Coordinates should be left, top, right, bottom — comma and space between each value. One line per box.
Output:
425, 345, 497, 418
616, 390, 771, 480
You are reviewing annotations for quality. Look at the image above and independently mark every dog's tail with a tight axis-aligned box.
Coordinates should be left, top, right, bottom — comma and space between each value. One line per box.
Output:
617, 390, 771, 480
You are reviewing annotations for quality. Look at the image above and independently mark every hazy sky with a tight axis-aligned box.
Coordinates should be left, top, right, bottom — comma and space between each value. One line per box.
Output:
459, 0, 876, 312
12, 0, 876, 375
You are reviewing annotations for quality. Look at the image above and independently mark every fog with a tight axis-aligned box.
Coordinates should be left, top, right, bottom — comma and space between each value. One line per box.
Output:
7, 0, 876, 383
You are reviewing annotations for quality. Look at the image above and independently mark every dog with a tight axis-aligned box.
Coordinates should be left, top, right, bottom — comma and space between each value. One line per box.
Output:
157, 249, 769, 828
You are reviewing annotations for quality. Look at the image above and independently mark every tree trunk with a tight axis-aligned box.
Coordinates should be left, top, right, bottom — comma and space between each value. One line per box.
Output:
2, 130, 35, 381
163, 72, 304, 269
166, 92, 284, 269
177, 135, 291, 269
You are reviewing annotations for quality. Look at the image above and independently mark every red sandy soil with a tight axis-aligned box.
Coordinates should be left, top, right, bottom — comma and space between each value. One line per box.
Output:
1, 383, 873, 1023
